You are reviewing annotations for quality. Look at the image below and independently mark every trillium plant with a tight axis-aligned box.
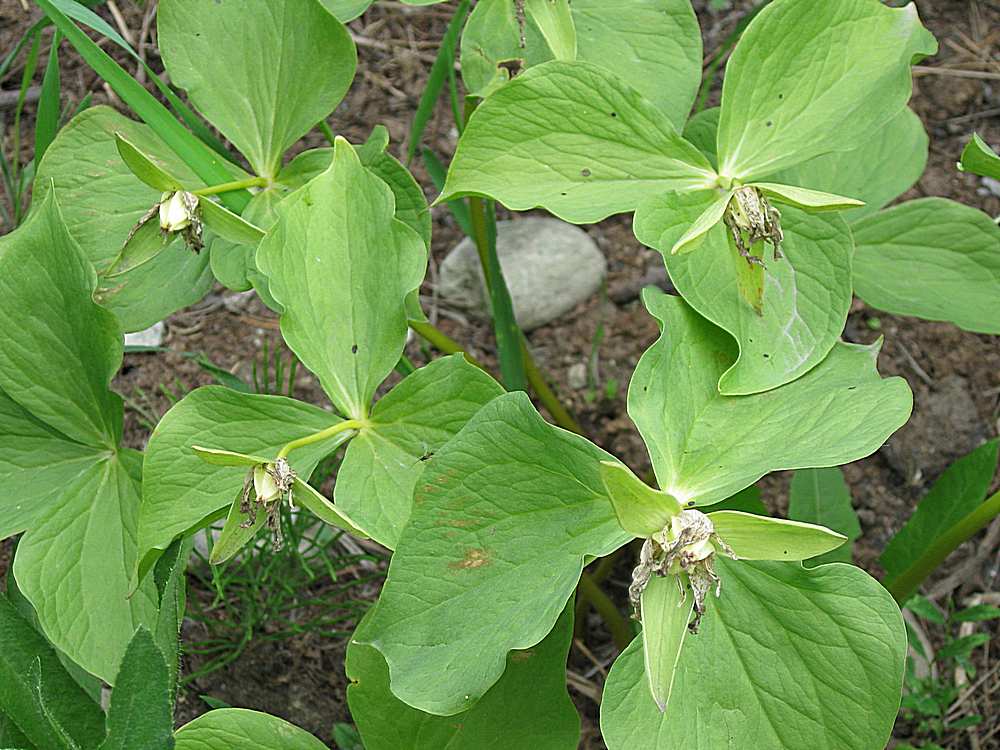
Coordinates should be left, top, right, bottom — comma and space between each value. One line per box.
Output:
2, 0, 1000, 748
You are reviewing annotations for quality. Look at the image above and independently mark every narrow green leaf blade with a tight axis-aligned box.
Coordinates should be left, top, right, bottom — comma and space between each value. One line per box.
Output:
601, 559, 906, 750
336, 354, 503, 548
158, 0, 357, 178
99, 628, 174, 750
639, 575, 693, 713
33, 31, 61, 166
173, 709, 326, 750
753, 182, 864, 211
600, 460, 682, 537
359, 392, 630, 714
708, 511, 846, 561
788, 467, 861, 565
407, 0, 470, 163
196, 197, 265, 246
440, 61, 715, 223
717, 0, 936, 180
291, 478, 368, 538
525, 0, 576, 61
256, 138, 426, 419
881, 439, 999, 585
115, 133, 181, 191
629, 291, 912, 507
208, 498, 266, 566
853, 198, 1000, 335
347, 606, 580, 750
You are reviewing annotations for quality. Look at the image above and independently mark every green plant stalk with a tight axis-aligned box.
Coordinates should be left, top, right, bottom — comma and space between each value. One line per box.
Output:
887, 489, 1000, 605
468, 193, 528, 392
276, 419, 365, 459
577, 572, 633, 652
193, 177, 270, 196
575, 549, 623, 636
408, 319, 582, 434
521, 337, 583, 435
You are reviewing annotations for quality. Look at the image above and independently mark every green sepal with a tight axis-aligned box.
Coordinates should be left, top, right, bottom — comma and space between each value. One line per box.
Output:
599, 461, 682, 538
708, 511, 847, 561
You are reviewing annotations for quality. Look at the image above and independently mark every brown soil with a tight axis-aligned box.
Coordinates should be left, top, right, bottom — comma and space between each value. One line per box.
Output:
2, 0, 999, 748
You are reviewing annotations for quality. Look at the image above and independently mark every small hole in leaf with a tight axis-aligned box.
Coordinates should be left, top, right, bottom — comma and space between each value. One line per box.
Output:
783, 550, 788, 555
763, 353, 770, 359
766, 120, 773, 127
581, 168, 592, 177
687, 501, 695, 507
778, 93, 784, 100
848, 386, 857, 391
351, 344, 359, 354
610, 112, 617, 118
561, 192, 568, 196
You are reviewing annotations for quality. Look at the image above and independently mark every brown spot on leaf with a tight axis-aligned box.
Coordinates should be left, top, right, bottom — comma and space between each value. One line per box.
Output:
449, 547, 491, 570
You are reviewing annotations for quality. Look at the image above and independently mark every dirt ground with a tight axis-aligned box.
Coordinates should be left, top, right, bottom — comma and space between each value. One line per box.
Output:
2, 0, 1000, 748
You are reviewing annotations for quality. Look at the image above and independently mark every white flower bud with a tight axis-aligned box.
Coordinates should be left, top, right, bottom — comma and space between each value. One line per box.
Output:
159, 191, 194, 233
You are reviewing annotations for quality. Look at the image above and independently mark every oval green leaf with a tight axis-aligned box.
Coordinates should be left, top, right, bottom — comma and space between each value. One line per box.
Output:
708, 511, 846, 561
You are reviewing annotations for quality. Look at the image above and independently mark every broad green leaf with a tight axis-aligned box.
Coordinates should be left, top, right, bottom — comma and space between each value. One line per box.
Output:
775, 107, 928, 222
599, 460, 682, 537
460, 0, 701, 129
360, 392, 630, 715
158, 0, 357, 178
440, 61, 715, 223
115, 133, 180, 191
852, 198, 1000, 335
0, 197, 160, 681
336, 354, 504, 548
880, 440, 999, 586
99, 628, 174, 750
136, 386, 344, 583
11, 453, 159, 683
708, 511, 846, 561
640, 575, 693, 713
347, 605, 579, 750
753, 183, 864, 211
208, 190, 280, 294
601, 559, 906, 750
0, 194, 122, 447
788, 467, 861, 565
634, 194, 854, 394
525, 0, 576, 61
173, 709, 327, 750
256, 138, 426, 420
0, 712, 35, 750
34, 106, 221, 331
958, 133, 1000, 180
717, 0, 936, 180
0, 594, 105, 750
629, 291, 912, 507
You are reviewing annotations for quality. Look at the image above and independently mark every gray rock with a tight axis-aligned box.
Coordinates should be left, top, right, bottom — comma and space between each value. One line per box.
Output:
881, 375, 987, 485
567, 362, 588, 390
438, 218, 607, 331
123, 321, 165, 349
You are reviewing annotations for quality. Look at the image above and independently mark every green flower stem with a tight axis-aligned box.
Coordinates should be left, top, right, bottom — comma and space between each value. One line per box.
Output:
577, 571, 634, 652
408, 319, 486, 369
276, 419, 366, 459
887, 489, 1000, 604
193, 176, 269, 196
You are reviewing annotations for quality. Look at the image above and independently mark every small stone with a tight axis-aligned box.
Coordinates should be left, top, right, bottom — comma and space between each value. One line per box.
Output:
438, 217, 607, 331
123, 321, 165, 349
567, 362, 588, 390
982, 177, 1000, 199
